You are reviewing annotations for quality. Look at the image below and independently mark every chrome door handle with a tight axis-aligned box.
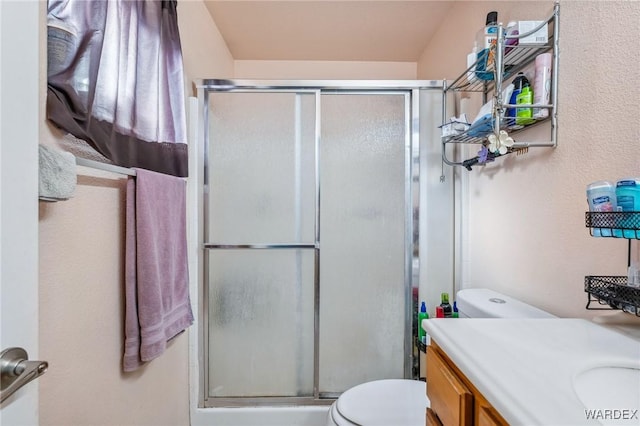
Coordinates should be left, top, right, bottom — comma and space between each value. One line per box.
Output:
1, 347, 48, 404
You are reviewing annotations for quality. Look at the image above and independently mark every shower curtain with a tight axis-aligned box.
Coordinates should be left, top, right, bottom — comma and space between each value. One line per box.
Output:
46, 0, 188, 177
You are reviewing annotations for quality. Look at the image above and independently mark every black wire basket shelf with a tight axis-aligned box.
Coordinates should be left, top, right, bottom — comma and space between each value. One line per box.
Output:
584, 275, 640, 316
585, 211, 640, 239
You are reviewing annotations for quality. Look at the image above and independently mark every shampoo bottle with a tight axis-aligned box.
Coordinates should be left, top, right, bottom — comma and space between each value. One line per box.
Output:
507, 72, 527, 129
440, 293, 452, 318
418, 301, 429, 342
516, 78, 534, 126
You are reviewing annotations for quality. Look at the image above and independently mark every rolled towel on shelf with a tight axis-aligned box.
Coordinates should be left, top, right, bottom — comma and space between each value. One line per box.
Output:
38, 144, 77, 201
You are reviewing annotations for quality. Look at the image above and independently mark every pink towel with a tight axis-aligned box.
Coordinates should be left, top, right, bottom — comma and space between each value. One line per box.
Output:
123, 168, 194, 372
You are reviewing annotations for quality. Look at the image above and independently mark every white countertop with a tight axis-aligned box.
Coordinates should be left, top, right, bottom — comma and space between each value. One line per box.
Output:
423, 318, 640, 426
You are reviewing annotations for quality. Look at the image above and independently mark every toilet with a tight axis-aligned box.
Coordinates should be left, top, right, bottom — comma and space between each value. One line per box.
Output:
456, 288, 556, 319
326, 288, 555, 426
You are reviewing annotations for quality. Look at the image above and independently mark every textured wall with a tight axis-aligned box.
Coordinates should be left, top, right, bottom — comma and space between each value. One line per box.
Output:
234, 60, 417, 80
36, 2, 640, 425
37, 1, 232, 424
418, 1, 640, 317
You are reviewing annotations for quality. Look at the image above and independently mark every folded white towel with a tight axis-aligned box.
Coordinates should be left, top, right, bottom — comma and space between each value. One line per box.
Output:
39, 144, 76, 201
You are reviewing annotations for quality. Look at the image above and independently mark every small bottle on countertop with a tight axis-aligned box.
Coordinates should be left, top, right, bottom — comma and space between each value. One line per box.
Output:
452, 301, 459, 318
440, 293, 452, 318
435, 306, 445, 318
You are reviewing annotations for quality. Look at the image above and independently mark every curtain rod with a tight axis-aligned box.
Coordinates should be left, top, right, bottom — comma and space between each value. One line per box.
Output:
75, 157, 136, 176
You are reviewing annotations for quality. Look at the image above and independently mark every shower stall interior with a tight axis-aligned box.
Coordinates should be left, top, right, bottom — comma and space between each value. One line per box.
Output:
196, 80, 452, 407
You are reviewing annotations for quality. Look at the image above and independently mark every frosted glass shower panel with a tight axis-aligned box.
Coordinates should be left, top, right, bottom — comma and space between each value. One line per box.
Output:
207, 92, 316, 243
208, 249, 315, 397
319, 94, 407, 393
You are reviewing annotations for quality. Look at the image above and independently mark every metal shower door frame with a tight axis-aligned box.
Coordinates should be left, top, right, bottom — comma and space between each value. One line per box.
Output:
196, 79, 442, 407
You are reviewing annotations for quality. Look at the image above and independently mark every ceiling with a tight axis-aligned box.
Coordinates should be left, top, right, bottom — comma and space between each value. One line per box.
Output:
203, 1, 454, 62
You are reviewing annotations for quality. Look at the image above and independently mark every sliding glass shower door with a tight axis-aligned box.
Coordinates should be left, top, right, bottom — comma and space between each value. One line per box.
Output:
202, 83, 417, 406
206, 92, 317, 400
318, 94, 406, 396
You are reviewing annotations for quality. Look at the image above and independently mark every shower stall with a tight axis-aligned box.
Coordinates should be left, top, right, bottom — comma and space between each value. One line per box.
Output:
195, 80, 453, 408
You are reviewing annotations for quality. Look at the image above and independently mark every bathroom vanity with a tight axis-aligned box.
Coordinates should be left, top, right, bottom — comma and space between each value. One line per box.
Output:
426, 339, 506, 425
424, 318, 640, 425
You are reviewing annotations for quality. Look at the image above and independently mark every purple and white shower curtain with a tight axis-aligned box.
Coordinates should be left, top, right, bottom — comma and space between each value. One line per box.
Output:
47, 0, 188, 177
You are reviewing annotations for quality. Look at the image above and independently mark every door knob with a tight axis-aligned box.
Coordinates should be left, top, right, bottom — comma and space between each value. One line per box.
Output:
1, 347, 48, 404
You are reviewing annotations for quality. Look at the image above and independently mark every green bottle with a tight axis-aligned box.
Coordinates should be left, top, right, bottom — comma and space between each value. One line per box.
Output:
418, 301, 429, 342
516, 83, 535, 126
440, 293, 453, 318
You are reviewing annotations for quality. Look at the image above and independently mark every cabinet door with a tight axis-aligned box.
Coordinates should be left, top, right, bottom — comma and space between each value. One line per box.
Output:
426, 347, 473, 426
426, 407, 444, 426
476, 398, 508, 426
478, 406, 505, 426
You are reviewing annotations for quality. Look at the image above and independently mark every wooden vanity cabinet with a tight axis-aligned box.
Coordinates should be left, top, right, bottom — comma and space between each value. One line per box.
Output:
426, 340, 508, 426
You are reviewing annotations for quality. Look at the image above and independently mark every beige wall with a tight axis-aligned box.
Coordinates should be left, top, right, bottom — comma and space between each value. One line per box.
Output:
179, 0, 234, 93
418, 1, 640, 317
37, 1, 232, 425
37, 1, 639, 424
234, 60, 416, 80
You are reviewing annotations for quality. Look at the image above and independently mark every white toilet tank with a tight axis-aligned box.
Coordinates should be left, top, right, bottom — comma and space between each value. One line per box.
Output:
456, 288, 556, 318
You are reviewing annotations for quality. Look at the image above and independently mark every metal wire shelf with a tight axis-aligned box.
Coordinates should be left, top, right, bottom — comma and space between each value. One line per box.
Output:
584, 276, 640, 317
585, 211, 640, 239
584, 212, 639, 316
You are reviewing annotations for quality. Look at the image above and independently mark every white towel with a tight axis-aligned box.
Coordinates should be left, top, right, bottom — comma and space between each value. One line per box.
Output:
38, 144, 76, 201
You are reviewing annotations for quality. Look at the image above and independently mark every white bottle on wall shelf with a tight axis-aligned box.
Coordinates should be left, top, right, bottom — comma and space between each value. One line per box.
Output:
533, 53, 552, 119
466, 42, 478, 83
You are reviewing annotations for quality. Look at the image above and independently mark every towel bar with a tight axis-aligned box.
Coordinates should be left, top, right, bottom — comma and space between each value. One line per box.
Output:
76, 157, 136, 176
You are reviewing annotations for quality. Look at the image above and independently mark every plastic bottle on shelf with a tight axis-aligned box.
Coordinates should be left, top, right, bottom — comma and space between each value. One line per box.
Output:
533, 53, 552, 119
614, 177, 640, 238
477, 11, 498, 50
516, 77, 534, 126
628, 263, 640, 288
507, 72, 528, 129
475, 11, 498, 81
504, 21, 519, 55
452, 301, 459, 318
586, 180, 616, 237
435, 306, 445, 318
466, 41, 478, 83
502, 21, 520, 76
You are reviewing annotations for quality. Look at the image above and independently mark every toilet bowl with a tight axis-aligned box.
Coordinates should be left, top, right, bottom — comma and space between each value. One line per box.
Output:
326, 379, 427, 426
326, 288, 554, 426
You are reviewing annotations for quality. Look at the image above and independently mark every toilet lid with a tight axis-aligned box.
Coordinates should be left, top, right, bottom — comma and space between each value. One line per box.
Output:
335, 379, 428, 426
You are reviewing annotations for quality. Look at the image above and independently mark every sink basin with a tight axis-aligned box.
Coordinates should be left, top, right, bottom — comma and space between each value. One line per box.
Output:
573, 364, 640, 424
